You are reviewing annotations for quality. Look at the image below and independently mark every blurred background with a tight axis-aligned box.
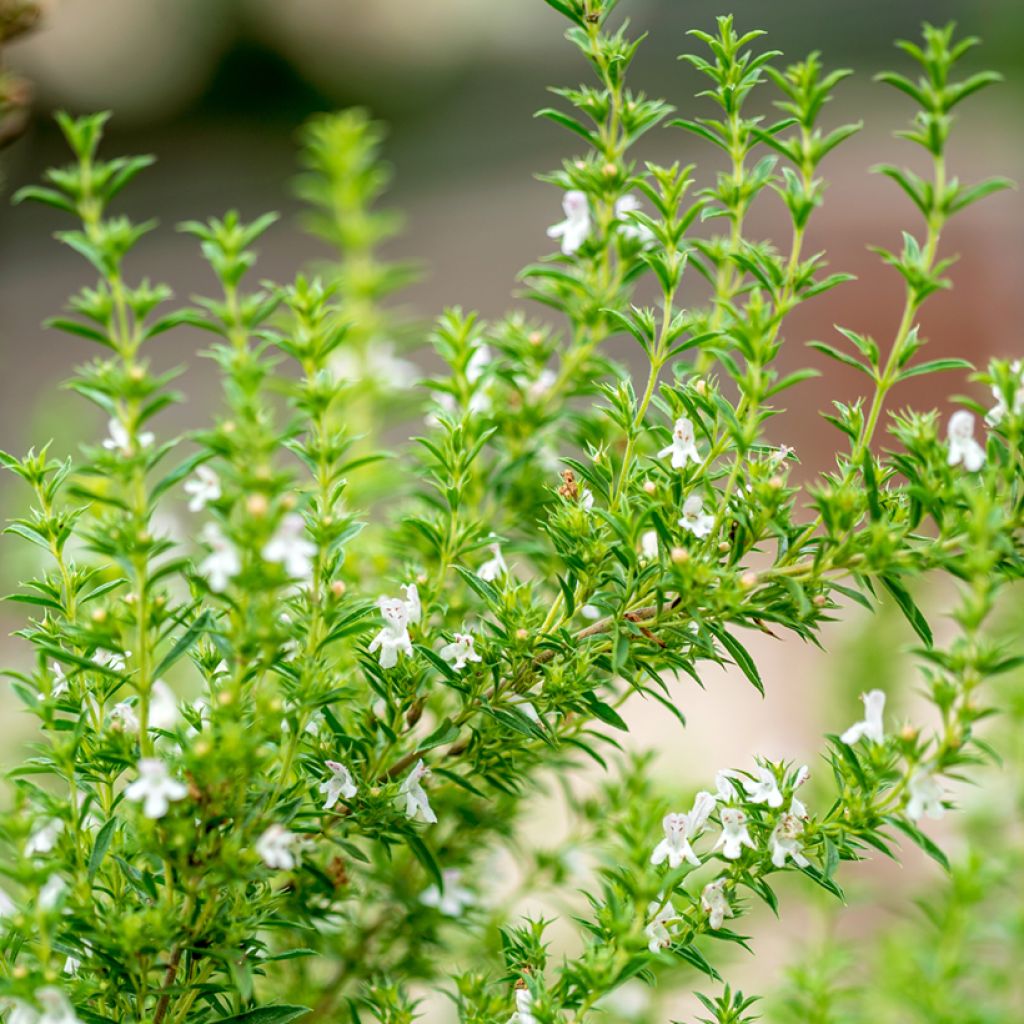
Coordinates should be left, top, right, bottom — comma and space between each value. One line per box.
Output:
0, 1, 1022, 1020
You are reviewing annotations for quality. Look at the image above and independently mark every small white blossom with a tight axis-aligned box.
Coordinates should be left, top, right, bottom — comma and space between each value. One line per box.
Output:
334, 343, 418, 391
263, 513, 316, 581
740, 766, 783, 808
124, 758, 187, 819
255, 825, 298, 870
103, 418, 153, 457
148, 679, 179, 732
714, 807, 755, 860
580, 487, 595, 512
109, 700, 140, 733
640, 530, 659, 560
399, 759, 437, 824
946, 410, 986, 472
547, 189, 590, 255
26, 819, 63, 857
700, 878, 732, 931
92, 648, 127, 672
715, 769, 740, 801
512, 983, 538, 1024
183, 465, 221, 512
770, 812, 810, 868
527, 368, 558, 402
199, 522, 241, 593
369, 588, 417, 669
319, 760, 358, 810
679, 494, 714, 538
986, 360, 1024, 426
420, 868, 475, 916
615, 193, 655, 246
644, 898, 680, 953
769, 443, 795, 466
38, 875, 66, 911
440, 632, 483, 671
0, 886, 15, 917
50, 662, 68, 699
906, 769, 945, 821
581, 604, 602, 620
478, 543, 508, 582
659, 417, 700, 468
647, 811, 704, 868
841, 689, 886, 745
790, 764, 811, 820
36, 987, 83, 1024
466, 345, 493, 384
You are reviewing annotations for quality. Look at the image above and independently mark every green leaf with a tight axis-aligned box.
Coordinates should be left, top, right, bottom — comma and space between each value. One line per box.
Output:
880, 574, 933, 647
896, 357, 973, 382
88, 818, 117, 881
706, 625, 764, 695
212, 1007, 310, 1024
152, 610, 214, 679
887, 816, 949, 871
406, 833, 443, 891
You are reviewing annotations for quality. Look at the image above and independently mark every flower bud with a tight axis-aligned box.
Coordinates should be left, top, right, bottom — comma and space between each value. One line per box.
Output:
246, 493, 269, 518
643, 480, 656, 495
331, 580, 347, 599
670, 546, 689, 564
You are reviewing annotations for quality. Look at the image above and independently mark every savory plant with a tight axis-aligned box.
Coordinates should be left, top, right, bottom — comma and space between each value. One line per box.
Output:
1, 2, 1020, 1023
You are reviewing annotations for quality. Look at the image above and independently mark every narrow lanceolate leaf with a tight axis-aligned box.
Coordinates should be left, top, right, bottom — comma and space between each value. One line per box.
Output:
212, 1007, 311, 1024
880, 575, 933, 647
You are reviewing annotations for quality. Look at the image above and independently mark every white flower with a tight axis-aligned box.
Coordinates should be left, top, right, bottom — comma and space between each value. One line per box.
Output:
714, 807, 756, 860
440, 632, 483, 671
183, 465, 221, 512
124, 758, 187, 819
770, 812, 810, 868
946, 410, 986, 472
399, 759, 437, 824
640, 530, 659, 560
700, 878, 732, 930
479, 543, 508, 582
581, 604, 602, 620
255, 824, 298, 870
659, 417, 701, 468
334, 343, 418, 391
109, 700, 140, 733
986, 360, 1024, 426
36, 987, 83, 1024
0, 885, 15, 917
103, 418, 153, 456
715, 770, 740, 801
39, 875, 66, 911
769, 443, 795, 466
148, 679, 179, 732
26, 819, 63, 857
420, 868, 475, 916
466, 345, 493, 384
199, 522, 241, 593
650, 793, 715, 870
263, 513, 316, 581
644, 898, 680, 953
50, 662, 68, 698
906, 769, 945, 820
679, 494, 714, 538
92, 648, 127, 672
790, 764, 811, 820
512, 982, 538, 1024
368, 588, 418, 669
615, 193, 655, 246
580, 487, 595, 512
841, 689, 886, 745
527, 368, 558, 402
319, 760, 358, 810
740, 766, 783, 808
547, 189, 590, 255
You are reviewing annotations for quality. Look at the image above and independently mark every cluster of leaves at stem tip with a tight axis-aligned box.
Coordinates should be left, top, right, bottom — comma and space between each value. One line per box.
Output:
0, 2, 1021, 1024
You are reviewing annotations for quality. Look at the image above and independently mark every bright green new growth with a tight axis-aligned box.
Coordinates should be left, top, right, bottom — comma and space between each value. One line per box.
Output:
0, 3, 1020, 1024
